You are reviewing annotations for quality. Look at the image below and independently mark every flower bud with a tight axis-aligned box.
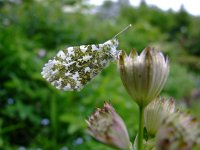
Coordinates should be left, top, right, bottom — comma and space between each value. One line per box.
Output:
156, 112, 200, 150
144, 97, 175, 136
118, 47, 169, 107
86, 102, 132, 150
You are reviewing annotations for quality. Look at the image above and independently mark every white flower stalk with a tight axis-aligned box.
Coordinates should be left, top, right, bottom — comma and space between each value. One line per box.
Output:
86, 102, 132, 150
156, 112, 200, 150
144, 97, 175, 136
118, 47, 169, 107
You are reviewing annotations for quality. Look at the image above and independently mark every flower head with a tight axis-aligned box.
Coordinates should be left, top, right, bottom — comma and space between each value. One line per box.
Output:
86, 102, 132, 150
156, 112, 200, 150
118, 47, 169, 107
144, 97, 175, 136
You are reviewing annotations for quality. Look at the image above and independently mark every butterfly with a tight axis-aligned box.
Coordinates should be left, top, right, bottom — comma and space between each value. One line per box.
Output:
41, 24, 132, 91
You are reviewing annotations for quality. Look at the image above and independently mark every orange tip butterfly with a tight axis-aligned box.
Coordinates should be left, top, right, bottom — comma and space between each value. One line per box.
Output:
41, 24, 132, 91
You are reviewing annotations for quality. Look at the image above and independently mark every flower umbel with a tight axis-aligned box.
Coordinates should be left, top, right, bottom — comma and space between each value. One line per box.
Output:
118, 47, 169, 107
86, 102, 132, 150
144, 97, 175, 136
156, 111, 200, 150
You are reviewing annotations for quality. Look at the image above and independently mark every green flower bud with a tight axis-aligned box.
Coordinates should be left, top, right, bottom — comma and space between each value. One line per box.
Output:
86, 102, 132, 150
144, 97, 175, 136
118, 47, 169, 107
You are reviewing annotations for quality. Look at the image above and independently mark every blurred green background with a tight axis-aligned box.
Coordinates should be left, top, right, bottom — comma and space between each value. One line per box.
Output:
0, 0, 200, 149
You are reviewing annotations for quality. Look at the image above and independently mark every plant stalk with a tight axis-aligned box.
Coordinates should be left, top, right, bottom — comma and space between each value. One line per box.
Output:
50, 96, 58, 149
138, 105, 144, 150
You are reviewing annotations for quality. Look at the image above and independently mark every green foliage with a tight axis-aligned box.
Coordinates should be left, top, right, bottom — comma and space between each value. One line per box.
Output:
0, 0, 199, 149
163, 63, 196, 99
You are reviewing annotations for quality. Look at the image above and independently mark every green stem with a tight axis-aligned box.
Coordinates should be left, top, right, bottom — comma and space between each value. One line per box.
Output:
50, 96, 58, 148
138, 106, 144, 150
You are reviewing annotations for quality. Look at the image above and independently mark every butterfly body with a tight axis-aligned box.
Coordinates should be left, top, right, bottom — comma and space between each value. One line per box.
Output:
41, 38, 120, 91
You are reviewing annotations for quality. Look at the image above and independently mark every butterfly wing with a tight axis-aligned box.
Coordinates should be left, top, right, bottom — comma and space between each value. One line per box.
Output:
41, 40, 119, 91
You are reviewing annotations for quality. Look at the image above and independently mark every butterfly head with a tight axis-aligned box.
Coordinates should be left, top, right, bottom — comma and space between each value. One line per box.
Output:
103, 38, 119, 48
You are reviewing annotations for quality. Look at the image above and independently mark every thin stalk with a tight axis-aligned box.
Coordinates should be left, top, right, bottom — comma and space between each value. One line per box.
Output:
50, 96, 58, 149
137, 106, 144, 150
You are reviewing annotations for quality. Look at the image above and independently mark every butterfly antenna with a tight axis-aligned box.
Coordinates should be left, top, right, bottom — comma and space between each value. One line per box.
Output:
113, 24, 132, 39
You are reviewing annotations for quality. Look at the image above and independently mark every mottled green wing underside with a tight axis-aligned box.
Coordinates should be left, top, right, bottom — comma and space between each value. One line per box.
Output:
41, 39, 119, 91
